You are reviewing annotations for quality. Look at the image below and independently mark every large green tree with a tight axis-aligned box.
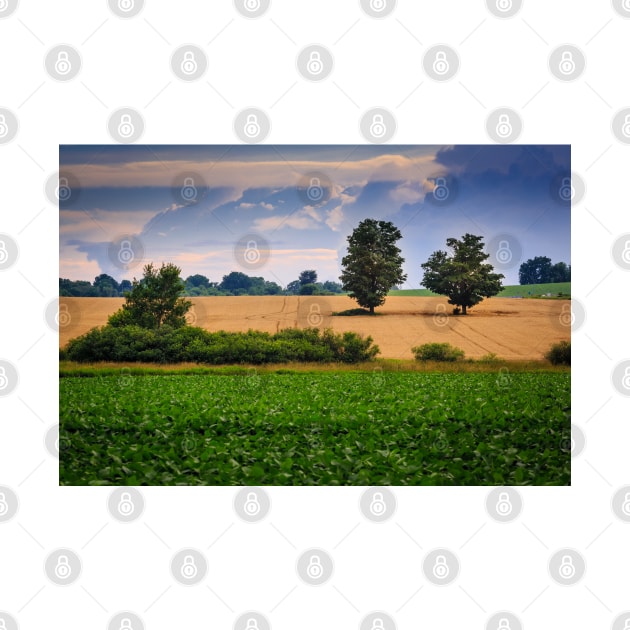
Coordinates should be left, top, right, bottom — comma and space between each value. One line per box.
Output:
340, 219, 407, 314
421, 234, 504, 315
108, 262, 191, 329
299, 269, 318, 285
518, 256, 553, 285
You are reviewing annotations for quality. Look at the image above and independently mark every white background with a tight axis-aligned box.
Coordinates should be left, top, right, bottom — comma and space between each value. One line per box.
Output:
0, 0, 629, 628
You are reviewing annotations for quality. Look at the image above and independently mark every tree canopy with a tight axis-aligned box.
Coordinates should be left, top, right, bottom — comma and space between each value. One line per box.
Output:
108, 262, 192, 329
519, 257, 570, 284
421, 233, 504, 315
340, 219, 407, 314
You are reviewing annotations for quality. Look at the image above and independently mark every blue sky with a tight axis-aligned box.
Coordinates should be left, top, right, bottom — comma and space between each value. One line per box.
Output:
59, 144, 570, 287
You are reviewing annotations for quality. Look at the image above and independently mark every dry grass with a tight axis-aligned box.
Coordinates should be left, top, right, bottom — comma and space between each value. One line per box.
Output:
59, 295, 571, 360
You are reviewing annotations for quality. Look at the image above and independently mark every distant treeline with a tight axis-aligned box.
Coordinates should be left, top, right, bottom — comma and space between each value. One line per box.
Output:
60, 269, 345, 297
519, 257, 570, 285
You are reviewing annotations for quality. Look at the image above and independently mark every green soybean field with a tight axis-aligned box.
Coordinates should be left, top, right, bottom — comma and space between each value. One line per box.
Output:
60, 371, 570, 486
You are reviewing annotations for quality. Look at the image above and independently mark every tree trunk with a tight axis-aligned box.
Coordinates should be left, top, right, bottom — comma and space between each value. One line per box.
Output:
370, 305, 375, 315
462, 305, 467, 315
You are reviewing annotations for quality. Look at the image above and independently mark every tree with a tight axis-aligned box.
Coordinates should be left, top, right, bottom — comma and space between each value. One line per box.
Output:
340, 219, 407, 314
299, 269, 318, 286
299, 283, 318, 295
108, 262, 191, 329
185, 274, 211, 289
518, 256, 553, 285
93, 273, 119, 297
421, 233, 504, 315
550, 261, 571, 283
285, 280, 302, 295
119, 279, 132, 295
219, 271, 252, 292
322, 280, 343, 294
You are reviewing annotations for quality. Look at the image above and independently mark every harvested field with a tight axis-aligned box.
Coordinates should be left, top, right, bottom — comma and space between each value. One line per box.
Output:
59, 296, 571, 360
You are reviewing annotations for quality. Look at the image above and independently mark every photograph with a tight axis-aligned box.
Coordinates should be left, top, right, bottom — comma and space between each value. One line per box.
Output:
58, 144, 571, 486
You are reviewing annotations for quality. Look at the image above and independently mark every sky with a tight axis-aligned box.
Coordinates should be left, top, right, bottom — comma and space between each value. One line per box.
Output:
59, 144, 571, 287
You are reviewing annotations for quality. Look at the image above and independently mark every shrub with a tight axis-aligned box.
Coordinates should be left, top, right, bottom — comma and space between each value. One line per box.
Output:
545, 340, 570, 365
412, 342, 465, 362
478, 352, 500, 363
62, 325, 379, 365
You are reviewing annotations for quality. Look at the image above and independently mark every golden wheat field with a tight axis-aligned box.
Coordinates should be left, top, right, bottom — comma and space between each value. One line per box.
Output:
59, 296, 571, 360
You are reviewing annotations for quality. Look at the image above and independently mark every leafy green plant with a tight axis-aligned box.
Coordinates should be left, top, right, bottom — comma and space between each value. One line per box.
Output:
412, 342, 465, 362
59, 372, 570, 486
545, 340, 570, 365
63, 325, 379, 365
